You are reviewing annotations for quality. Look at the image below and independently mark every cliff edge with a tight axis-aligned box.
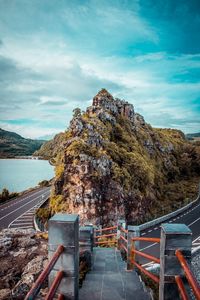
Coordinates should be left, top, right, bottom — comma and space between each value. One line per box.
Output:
44, 89, 200, 226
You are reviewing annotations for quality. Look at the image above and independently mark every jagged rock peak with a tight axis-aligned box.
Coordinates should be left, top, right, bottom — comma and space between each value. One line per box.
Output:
93, 88, 114, 106
91, 89, 135, 122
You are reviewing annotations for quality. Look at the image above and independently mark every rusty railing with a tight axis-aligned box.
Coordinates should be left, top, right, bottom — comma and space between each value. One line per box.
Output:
94, 225, 117, 246
118, 226, 128, 253
175, 249, 200, 300
25, 213, 200, 300
25, 245, 64, 300
129, 236, 160, 283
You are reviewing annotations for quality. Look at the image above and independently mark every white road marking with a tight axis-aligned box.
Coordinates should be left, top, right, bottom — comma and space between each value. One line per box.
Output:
0, 188, 49, 212
140, 242, 157, 251
188, 216, 200, 227
8, 192, 49, 229
10, 223, 33, 226
0, 191, 49, 221
141, 261, 154, 267
192, 235, 200, 243
11, 226, 33, 229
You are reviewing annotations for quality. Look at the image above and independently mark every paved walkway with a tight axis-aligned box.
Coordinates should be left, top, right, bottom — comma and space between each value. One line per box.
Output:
79, 247, 151, 300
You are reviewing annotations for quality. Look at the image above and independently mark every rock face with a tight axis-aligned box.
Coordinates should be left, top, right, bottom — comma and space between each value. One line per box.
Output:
50, 89, 200, 226
0, 229, 48, 299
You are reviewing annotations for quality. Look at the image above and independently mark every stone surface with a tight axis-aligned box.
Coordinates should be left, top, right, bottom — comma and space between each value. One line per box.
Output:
0, 228, 48, 300
79, 247, 151, 300
49, 89, 200, 227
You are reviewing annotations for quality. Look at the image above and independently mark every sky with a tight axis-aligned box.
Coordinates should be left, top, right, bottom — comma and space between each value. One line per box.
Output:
0, 0, 200, 139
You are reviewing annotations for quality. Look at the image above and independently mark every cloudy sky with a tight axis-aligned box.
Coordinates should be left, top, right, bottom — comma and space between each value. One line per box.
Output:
0, 0, 199, 139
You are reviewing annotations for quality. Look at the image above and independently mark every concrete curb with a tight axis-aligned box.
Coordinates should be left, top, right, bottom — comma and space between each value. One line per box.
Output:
33, 198, 49, 232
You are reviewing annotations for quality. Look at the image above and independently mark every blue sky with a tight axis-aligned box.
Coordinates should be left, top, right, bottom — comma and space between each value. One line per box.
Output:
0, 0, 199, 139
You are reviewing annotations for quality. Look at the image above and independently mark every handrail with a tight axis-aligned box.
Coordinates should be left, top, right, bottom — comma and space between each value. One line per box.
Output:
120, 243, 128, 253
95, 233, 116, 239
95, 240, 117, 245
25, 245, 64, 300
176, 249, 200, 300
132, 237, 160, 243
130, 259, 159, 283
120, 227, 128, 234
175, 276, 189, 300
95, 225, 117, 233
45, 271, 64, 300
120, 235, 128, 243
131, 248, 160, 264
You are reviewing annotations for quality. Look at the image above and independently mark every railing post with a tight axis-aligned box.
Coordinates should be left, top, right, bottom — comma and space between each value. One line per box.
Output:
117, 219, 125, 249
127, 225, 140, 270
159, 223, 192, 300
79, 226, 94, 253
48, 214, 79, 300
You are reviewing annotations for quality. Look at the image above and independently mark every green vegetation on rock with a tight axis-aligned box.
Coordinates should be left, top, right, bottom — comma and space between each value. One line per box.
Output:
0, 188, 19, 204
39, 89, 200, 226
0, 128, 45, 158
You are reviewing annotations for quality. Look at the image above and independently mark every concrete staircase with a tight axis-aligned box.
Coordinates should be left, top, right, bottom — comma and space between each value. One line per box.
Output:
79, 247, 152, 300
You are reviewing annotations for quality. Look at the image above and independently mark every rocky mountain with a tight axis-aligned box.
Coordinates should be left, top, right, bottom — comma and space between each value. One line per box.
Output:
45, 89, 200, 226
0, 128, 45, 158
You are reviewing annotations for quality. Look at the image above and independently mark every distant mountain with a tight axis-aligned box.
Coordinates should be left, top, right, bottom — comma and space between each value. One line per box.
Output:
186, 132, 200, 141
37, 134, 56, 141
0, 128, 45, 158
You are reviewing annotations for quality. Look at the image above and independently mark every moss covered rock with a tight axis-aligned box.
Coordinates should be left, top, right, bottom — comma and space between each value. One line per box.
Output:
48, 89, 200, 226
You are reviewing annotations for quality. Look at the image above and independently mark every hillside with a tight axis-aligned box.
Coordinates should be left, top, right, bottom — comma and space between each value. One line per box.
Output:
0, 128, 45, 158
186, 132, 200, 142
40, 89, 200, 226
34, 132, 66, 161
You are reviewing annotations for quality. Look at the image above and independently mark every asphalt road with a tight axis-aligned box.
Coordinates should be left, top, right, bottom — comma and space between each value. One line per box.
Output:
138, 200, 200, 266
0, 187, 50, 229
1, 185, 199, 265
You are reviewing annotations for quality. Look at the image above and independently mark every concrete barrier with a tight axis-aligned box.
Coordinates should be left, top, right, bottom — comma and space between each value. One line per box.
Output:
139, 185, 200, 231
159, 223, 192, 300
48, 214, 79, 300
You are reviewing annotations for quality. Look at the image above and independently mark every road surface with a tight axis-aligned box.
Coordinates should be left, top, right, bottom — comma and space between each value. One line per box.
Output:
0, 185, 199, 263
138, 199, 200, 266
0, 187, 50, 229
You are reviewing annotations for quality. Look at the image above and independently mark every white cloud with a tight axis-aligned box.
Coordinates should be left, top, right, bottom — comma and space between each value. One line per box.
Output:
0, 17, 199, 137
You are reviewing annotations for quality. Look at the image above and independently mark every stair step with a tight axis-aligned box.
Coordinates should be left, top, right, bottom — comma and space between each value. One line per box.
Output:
79, 248, 151, 300
125, 290, 152, 300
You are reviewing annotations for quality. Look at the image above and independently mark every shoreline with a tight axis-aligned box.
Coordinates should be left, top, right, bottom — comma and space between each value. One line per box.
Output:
0, 156, 46, 160
0, 177, 54, 207
0, 178, 53, 206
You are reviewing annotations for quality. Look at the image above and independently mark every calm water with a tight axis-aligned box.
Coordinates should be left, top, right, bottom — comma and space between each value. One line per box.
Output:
0, 159, 54, 193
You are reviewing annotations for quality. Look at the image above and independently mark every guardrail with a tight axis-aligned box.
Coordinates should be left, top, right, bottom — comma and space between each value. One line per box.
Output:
33, 195, 49, 232
139, 184, 200, 231
26, 214, 200, 300
117, 222, 200, 300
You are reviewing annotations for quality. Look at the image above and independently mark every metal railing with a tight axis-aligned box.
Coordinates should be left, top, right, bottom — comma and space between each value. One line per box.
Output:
94, 225, 117, 246
25, 245, 64, 300
176, 249, 200, 300
130, 237, 160, 283
26, 214, 200, 300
